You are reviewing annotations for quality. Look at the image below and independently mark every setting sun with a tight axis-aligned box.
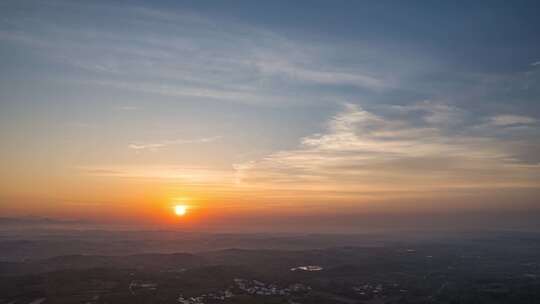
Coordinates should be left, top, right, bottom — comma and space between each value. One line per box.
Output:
174, 205, 188, 216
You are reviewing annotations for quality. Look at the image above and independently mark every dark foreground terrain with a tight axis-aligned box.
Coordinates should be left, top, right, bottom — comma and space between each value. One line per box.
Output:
1, 230, 540, 304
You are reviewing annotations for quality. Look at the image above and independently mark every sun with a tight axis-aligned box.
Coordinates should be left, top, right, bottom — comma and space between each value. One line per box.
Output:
174, 204, 188, 216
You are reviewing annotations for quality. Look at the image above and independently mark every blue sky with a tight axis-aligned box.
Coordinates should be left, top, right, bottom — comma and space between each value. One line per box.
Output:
1, 0, 539, 227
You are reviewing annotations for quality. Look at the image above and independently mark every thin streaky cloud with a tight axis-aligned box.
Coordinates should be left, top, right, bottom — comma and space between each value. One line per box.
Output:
128, 136, 221, 151
390, 101, 465, 126
255, 57, 387, 89
488, 115, 537, 127
114, 105, 139, 111
79, 165, 233, 185
234, 103, 540, 198
0, 3, 389, 108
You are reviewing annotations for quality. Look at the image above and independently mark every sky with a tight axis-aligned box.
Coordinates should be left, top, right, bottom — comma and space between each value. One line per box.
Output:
1, 0, 540, 232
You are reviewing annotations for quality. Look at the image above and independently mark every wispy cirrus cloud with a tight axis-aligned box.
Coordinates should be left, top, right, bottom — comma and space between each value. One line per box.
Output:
390, 101, 466, 126
79, 164, 234, 187
0, 1, 389, 107
234, 103, 540, 201
487, 115, 537, 127
254, 56, 387, 90
114, 105, 139, 111
128, 136, 221, 151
